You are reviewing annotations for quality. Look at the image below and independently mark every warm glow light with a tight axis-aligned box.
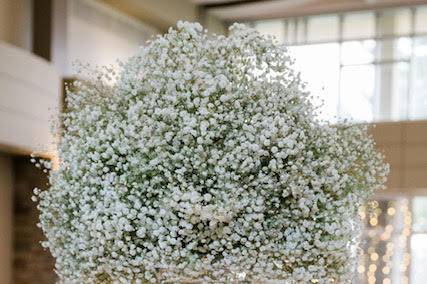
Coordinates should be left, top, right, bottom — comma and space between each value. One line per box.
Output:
403, 228, 411, 236
387, 207, 396, 216
368, 276, 376, 284
403, 276, 409, 284
367, 247, 376, 254
381, 233, 390, 241
370, 252, 379, 261
356, 197, 415, 283
404, 253, 411, 264
382, 266, 390, 274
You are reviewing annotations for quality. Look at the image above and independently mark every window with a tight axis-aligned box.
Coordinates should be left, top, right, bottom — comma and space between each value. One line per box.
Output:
415, 6, 427, 33
410, 37, 427, 119
343, 11, 375, 40
341, 40, 376, 65
411, 197, 427, 284
253, 20, 285, 43
289, 43, 340, 121
377, 8, 411, 36
252, 5, 427, 122
378, 62, 409, 121
307, 15, 339, 42
411, 234, 427, 284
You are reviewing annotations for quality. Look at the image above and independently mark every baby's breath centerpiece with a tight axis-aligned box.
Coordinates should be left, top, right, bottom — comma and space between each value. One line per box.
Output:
34, 21, 388, 283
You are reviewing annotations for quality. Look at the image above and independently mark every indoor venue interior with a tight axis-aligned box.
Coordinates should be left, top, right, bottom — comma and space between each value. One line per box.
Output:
0, 1, 426, 283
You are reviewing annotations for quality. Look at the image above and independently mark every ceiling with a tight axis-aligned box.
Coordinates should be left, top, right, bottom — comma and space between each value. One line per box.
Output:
100, 0, 198, 32
201, 0, 427, 21
100, 0, 427, 31
191, 0, 253, 4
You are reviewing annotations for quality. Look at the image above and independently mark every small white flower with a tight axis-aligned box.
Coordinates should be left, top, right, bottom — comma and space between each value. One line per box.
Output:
34, 21, 388, 283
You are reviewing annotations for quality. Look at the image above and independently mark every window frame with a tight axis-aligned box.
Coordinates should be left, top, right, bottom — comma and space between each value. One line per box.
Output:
250, 5, 427, 122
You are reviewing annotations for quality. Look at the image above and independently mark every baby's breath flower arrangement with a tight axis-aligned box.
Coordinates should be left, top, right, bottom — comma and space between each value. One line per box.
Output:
34, 21, 388, 283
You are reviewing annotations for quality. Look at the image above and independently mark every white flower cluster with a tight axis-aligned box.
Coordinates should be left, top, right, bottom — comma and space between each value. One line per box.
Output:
35, 21, 388, 283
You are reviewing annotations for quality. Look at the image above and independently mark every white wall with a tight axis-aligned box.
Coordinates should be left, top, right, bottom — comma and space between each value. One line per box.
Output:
0, 0, 32, 50
0, 42, 60, 155
0, 155, 13, 284
102, 0, 226, 35
67, 0, 157, 74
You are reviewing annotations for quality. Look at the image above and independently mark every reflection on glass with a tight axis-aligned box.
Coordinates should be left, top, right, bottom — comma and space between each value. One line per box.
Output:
343, 11, 375, 40
410, 37, 427, 119
341, 40, 376, 65
289, 43, 340, 121
378, 8, 411, 36
253, 20, 285, 43
340, 65, 375, 121
411, 234, 427, 284
307, 15, 339, 42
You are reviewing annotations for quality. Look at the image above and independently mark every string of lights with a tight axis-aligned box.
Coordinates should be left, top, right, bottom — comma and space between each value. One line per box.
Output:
357, 198, 412, 284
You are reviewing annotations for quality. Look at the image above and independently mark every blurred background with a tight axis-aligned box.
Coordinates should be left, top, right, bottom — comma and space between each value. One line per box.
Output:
0, 0, 426, 283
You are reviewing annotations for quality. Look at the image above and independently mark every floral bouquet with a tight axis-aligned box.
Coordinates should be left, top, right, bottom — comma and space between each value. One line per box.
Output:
34, 22, 388, 283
